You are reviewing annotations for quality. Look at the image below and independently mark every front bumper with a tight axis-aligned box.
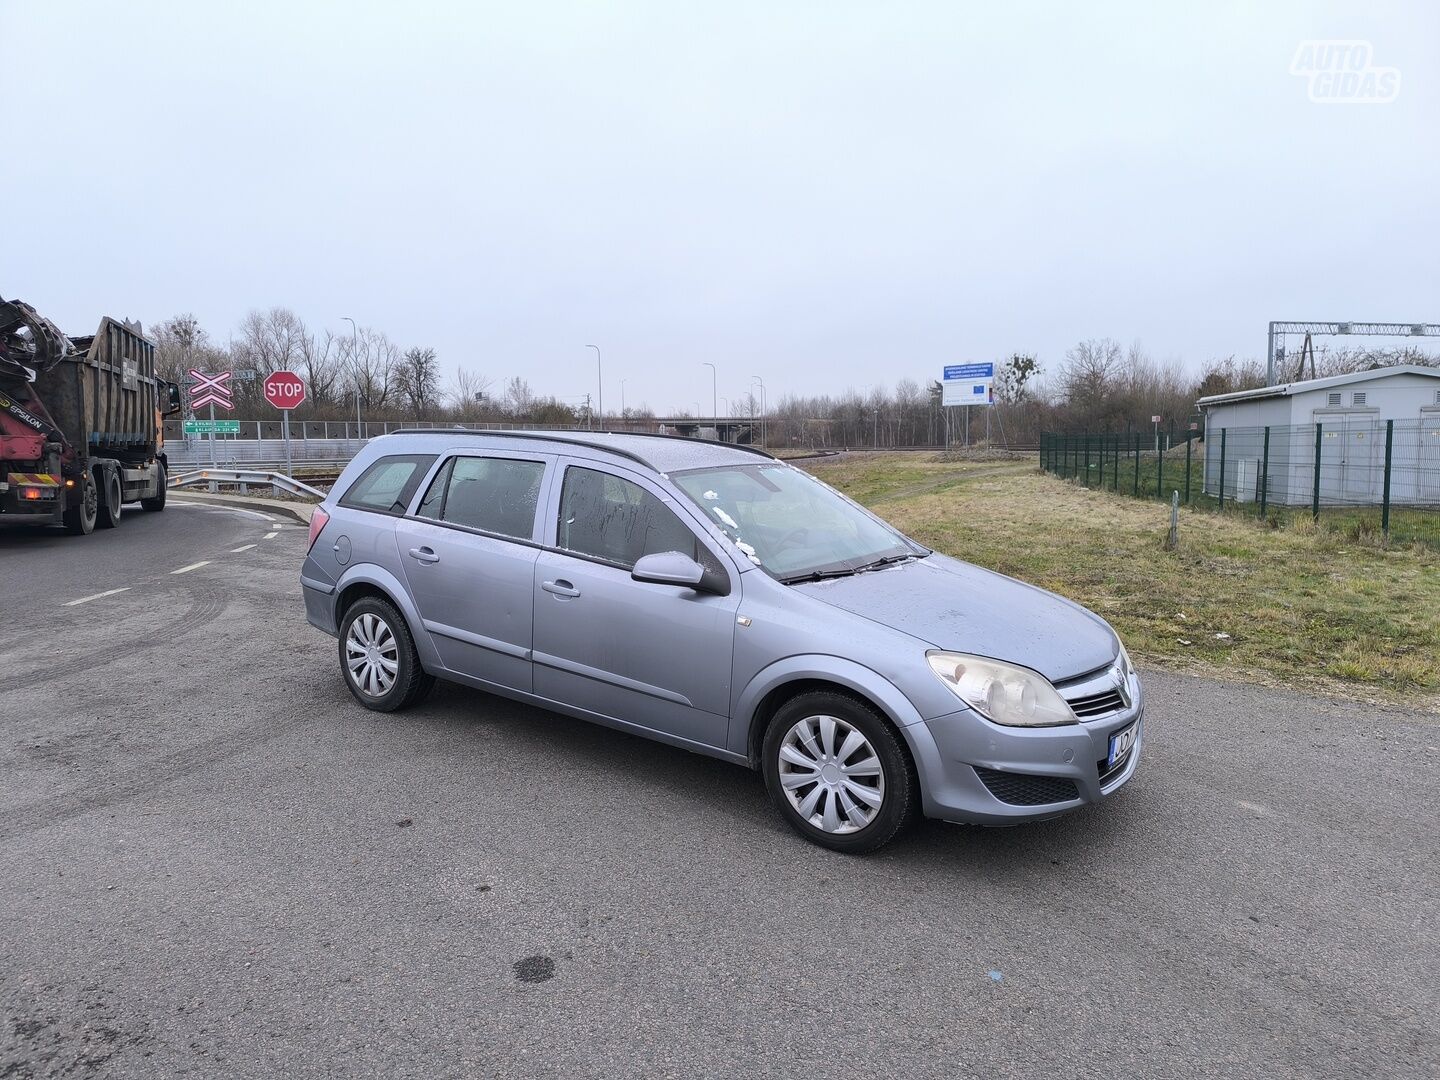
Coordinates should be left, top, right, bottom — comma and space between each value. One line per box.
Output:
910, 678, 1144, 825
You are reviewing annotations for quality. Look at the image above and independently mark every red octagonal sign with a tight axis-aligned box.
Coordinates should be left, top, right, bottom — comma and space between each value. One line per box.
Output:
263, 370, 307, 411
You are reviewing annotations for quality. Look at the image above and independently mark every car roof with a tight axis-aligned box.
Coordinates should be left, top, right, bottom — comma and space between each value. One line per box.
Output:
375, 428, 777, 474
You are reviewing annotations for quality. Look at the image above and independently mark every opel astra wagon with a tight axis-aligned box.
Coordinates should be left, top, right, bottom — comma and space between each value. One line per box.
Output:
301, 431, 1143, 852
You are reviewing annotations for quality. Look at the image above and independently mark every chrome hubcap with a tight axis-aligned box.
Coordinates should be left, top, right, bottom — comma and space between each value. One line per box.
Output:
345, 613, 399, 697
778, 715, 885, 834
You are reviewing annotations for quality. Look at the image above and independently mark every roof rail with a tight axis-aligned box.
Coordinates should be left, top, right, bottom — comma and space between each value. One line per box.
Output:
588, 427, 778, 461
385, 428, 658, 469
381, 427, 778, 469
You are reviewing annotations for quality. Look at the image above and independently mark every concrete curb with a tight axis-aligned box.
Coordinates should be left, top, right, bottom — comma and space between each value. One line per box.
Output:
168, 490, 316, 525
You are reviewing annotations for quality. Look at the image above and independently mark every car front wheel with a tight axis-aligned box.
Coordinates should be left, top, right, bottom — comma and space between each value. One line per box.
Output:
762, 690, 918, 854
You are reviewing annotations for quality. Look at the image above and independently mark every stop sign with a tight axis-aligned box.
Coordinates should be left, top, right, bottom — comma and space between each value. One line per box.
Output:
263, 370, 307, 411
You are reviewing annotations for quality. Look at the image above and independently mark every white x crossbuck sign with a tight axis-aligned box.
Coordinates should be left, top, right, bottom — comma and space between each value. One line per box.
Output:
189, 369, 234, 410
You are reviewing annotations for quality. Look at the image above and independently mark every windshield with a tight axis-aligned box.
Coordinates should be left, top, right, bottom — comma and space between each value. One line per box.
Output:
672, 462, 924, 582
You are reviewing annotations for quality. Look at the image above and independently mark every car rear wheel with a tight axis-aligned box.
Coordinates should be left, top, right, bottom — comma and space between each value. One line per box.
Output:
339, 597, 435, 712
762, 690, 918, 854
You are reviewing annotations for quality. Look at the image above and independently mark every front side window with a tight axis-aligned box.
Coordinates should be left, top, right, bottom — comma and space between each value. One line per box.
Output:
556, 467, 702, 569
671, 462, 923, 582
338, 454, 437, 515
416, 455, 545, 540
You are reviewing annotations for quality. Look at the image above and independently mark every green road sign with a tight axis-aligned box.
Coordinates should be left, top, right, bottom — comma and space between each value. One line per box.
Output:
184, 420, 241, 435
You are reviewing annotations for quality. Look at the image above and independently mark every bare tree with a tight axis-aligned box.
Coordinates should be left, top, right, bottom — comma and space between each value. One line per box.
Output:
448, 367, 495, 421
994, 353, 1041, 404
233, 307, 306, 375
503, 376, 535, 417
342, 326, 399, 411
149, 314, 229, 384
394, 346, 442, 417
299, 328, 343, 410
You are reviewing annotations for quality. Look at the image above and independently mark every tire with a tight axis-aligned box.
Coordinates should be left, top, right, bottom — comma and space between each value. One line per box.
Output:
338, 596, 435, 712
141, 463, 167, 511
761, 690, 919, 854
97, 469, 122, 529
63, 472, 98, 535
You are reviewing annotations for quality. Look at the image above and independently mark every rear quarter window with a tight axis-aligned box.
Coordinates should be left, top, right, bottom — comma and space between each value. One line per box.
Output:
337, 454, 437, 515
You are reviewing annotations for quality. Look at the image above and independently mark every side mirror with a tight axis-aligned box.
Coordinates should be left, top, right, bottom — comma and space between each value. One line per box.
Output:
165, 382, 182, 415
632, 551, 716, 592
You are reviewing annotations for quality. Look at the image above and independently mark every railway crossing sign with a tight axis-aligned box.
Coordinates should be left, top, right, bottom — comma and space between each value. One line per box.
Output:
188, 369, 233, 411
263, 370, 307, 411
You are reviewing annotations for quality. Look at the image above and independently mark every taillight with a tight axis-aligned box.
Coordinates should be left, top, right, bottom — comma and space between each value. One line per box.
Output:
307, 506, 330, 551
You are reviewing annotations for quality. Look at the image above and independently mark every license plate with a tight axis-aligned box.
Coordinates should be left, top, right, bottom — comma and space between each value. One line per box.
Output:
1107, 721, 1139, 767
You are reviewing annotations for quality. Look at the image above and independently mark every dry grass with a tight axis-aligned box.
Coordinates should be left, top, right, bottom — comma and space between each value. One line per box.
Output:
807, 453, 1440, 709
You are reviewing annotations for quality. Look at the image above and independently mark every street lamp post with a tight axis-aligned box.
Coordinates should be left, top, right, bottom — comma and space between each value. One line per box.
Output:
873, 408, 879, 448
750, 375, 766, 449
702, 362, 717, 437
620, 379, 627, 426
343, 316, 360, 440
586, 345, 602, 429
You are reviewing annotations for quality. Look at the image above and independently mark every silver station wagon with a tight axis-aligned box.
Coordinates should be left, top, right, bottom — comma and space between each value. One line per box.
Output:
301, 431, 1143, 852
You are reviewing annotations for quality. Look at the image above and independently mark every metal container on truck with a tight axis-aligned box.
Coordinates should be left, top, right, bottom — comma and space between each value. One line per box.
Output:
0, 295, 181, 534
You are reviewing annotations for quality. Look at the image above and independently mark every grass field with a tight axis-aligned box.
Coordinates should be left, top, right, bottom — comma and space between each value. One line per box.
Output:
806, 452, 1440, 709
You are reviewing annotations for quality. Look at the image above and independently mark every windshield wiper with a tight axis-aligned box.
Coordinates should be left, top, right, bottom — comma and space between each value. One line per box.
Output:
778, 566, 863, 585
780, 552, 924, 585
854, 552, 922, 573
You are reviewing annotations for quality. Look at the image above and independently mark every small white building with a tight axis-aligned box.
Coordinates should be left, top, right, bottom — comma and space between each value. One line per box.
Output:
1196, 365, 1440, 506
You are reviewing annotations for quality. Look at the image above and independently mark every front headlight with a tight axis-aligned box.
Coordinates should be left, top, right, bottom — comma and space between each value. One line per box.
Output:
926, 651, 1077, 727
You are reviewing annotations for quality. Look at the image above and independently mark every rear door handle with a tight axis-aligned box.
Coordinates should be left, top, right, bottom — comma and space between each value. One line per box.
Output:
542, 579, 580, 598
408, 546, 440, 564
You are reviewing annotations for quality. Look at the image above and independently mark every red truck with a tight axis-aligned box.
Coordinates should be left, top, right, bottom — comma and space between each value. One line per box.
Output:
0, 295, 180, 534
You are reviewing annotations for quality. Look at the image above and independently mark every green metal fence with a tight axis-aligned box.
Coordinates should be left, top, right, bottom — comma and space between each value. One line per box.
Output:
1040, 421, 1440, 548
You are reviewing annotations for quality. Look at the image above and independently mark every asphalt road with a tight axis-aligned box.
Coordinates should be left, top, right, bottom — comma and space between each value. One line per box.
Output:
2, 501, 1436, 1079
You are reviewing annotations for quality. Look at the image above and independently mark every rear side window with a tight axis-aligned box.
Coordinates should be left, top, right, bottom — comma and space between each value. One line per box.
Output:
415, 456, 546, 540
556, 466, 705, 569
338, 454, 437, 515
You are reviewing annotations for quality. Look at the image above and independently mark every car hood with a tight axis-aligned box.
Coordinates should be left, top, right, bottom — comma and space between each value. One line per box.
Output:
791, 553, 1118, 684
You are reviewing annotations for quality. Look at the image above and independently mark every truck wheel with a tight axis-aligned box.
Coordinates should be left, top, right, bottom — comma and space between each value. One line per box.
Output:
141, 463, 167, 511
98, 469, 122, 529
63, 473, 98, 535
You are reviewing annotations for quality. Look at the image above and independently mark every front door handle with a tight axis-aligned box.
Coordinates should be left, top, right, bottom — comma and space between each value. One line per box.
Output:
408, 546, 440, 564
542, 579, 580, 598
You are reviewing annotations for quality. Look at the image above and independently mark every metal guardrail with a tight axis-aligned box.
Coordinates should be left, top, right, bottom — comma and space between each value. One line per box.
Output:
169, 469, 327, 500
165, 438, 363, 469
167, 458, 351, 473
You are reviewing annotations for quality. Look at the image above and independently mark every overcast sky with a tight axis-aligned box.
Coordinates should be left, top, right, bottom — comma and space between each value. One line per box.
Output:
4, 1, 1436, 413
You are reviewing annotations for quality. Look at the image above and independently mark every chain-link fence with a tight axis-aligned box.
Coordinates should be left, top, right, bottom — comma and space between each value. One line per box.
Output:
1040, 419, 1440, 548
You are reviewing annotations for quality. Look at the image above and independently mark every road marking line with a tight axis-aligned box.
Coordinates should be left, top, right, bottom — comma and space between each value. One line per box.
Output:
169, 501, 275, 522
263, 531, 279, 539
64, 587, 131, 607
230, 544, 257, 553
171, 561, 211, 575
